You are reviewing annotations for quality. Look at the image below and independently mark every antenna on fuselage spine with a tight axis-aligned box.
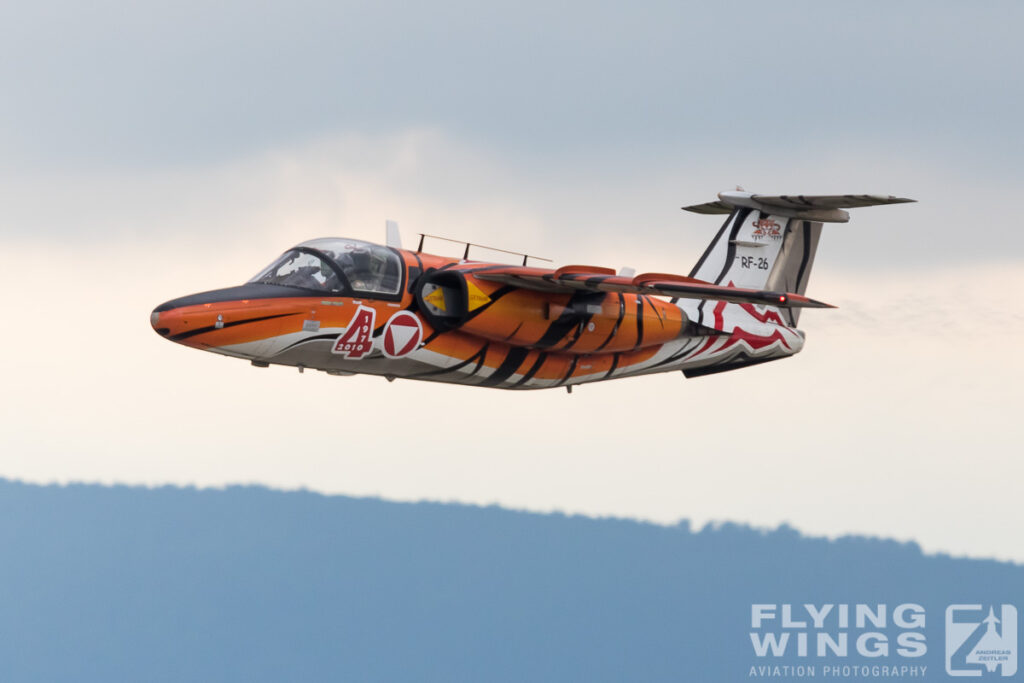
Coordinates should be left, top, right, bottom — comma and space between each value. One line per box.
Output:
415, 233, 552, 266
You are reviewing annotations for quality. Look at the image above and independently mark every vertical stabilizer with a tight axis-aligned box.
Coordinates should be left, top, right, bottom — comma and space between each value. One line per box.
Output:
688, 208, 792, 290
764, 220, 822, 326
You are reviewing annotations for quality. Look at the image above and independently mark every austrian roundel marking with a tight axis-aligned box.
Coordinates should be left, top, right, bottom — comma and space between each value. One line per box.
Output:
382, 311, 423, 358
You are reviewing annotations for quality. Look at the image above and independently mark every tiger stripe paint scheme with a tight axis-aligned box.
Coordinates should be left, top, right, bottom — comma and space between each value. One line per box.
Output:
151, 192, 911, 390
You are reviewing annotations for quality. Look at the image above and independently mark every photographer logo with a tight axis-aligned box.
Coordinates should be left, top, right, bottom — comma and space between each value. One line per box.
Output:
946, 605, 1017, 677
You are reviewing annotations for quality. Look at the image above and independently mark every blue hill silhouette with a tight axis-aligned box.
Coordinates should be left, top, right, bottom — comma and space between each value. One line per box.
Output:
0, 479, 1019, 681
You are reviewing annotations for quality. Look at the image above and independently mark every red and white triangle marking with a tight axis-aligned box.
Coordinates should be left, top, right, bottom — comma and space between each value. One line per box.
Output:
382, 311, 423, 358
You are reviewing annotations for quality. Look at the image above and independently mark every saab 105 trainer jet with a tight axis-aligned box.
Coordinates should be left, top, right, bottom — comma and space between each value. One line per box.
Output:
151, 192, 912, 390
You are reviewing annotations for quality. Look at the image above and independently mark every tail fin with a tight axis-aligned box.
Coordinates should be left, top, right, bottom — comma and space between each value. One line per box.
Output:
684, 192, 913, 325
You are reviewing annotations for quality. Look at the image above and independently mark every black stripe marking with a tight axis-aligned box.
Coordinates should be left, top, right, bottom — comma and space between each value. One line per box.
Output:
464, 285, 515, 321
169, 313, 298, 342
155, 284, 327, 312
555, 355, 579, 386
458, 264, 521, 275
512, 352, 548, 388
604, 352, 621, 379
562, 308, 595, 351
785, 220, 815, 327
712, 208, 751, 285
278, 332, 340, 353
410, 343, 489, 378
643, 295, 663, 326
683, 353, 787, 378
688, 210, 737, 278
468, 344, 489, 377
503, 321, 524, 341
794, 220, 813, 293
533, 291, 593, 349
650, 338, 703, 369
478, 346, 531, 387
595, 293, 625, 352
420, 329, 444, 346
406, 253, 424, 295
695, 208, 750, 326
635, 296, 644, 348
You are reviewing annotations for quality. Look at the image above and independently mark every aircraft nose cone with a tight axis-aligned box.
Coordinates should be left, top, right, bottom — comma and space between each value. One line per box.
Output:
150, 308, 171, 336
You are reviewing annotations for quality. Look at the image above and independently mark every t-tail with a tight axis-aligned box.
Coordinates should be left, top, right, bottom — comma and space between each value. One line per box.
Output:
683, 191, 914, 327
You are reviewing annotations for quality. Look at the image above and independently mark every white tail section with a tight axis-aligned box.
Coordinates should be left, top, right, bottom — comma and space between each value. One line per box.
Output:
684, 191, 914, 327
688, 209, 793, 290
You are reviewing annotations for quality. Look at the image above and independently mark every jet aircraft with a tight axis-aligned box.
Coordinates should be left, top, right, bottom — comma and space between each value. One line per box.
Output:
151, 191, 912, 390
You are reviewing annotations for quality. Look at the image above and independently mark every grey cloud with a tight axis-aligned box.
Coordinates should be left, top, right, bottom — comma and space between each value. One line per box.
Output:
3, 1, 1023, 267
1, 0, 1023, 170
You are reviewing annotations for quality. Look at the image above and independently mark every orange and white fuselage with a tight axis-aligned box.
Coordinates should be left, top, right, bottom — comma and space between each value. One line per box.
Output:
152, 193, 911, 389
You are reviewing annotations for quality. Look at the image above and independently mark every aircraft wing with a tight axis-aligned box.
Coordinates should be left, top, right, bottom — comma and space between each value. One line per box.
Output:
474, 266, 835, 309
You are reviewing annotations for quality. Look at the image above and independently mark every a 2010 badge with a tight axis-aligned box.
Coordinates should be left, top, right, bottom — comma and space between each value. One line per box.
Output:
382, 311, 423, 358
332, 305, 376, 359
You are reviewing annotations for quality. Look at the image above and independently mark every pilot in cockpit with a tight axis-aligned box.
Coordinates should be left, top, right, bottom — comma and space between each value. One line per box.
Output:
347, 249, 373, 287
273, 254, 341, 291
336, 247, 388, 291
250, 239, 400, 296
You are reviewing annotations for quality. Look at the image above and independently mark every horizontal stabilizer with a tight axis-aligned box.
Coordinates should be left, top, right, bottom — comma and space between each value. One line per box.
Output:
748, 194, 915, 211
681, 200, 732, 215
473, 266, 834, 309
684, 191, 915, 222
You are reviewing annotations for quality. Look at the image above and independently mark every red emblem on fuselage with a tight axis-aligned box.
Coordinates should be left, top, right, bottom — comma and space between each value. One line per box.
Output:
382, 311, 423, 358
332, 305, 376, 359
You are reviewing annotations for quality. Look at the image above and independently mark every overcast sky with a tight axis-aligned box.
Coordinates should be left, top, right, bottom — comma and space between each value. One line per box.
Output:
2, 0, 1022, 561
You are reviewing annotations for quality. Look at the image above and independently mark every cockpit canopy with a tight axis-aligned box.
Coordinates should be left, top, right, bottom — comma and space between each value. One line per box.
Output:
249, 238, 402, 297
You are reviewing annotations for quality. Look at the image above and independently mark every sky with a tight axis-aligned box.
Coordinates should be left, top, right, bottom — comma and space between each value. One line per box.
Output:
2, 0, 1022, 561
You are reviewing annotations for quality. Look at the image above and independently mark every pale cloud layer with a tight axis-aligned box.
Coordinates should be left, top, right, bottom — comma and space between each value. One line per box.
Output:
4, 129, 1019, 266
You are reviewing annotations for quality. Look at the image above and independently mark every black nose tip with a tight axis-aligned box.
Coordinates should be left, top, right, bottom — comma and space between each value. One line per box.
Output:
150, 309, 171, 336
